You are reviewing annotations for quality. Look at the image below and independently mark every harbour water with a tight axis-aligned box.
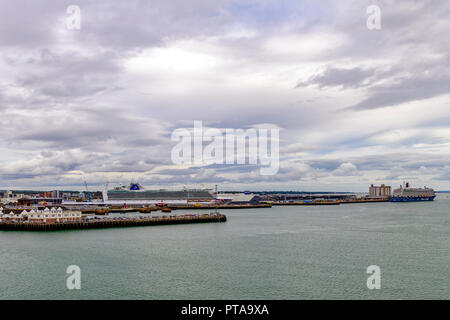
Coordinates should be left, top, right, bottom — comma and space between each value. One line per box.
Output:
1, 194, 449, 300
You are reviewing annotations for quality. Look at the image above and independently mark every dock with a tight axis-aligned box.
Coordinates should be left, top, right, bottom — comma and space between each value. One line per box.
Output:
271, 201, 340, 206
340, 199, 389, 204
269, 199, 389, 206
169, 204, 272, 210
0, 214, 227, 231
80, 204, 272, 215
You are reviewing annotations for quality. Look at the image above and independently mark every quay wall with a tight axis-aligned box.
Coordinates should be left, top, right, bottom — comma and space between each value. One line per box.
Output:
0, 214, 227, 232
170, 204, 272, 210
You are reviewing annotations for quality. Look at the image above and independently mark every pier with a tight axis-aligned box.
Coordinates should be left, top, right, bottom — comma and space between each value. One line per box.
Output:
169, 204, 272, 210
269, 199, 389, 206
271, 201, 340, 206
340, 199, 389, 204
0, 213, 227, 231
79, 203, 272, 215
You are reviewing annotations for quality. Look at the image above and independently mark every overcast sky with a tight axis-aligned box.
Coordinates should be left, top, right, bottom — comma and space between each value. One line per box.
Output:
0, 0, 449, 191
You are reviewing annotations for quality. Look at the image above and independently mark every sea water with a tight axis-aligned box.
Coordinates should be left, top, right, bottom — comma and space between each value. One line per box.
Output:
0, 194, 449, 299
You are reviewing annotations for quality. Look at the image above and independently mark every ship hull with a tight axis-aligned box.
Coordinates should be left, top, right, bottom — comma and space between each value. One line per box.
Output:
389, 196, 436, 202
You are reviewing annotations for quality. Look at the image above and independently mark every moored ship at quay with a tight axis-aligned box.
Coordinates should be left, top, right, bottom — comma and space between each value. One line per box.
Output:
103, 182, 217, 205
389, 182, 436, 202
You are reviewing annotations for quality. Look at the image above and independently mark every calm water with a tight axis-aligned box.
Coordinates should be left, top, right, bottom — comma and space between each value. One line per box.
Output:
1, 195, 449, 300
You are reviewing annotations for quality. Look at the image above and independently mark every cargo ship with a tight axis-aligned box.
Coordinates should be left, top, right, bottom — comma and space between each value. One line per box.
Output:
389, 182, 436, 202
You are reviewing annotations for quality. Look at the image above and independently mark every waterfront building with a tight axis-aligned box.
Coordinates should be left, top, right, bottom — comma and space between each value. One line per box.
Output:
37, 208, 78, 223
0, 207, 25, 222
0, 207, 82, 223
17, 196, 63, 206
52, 190, 61, 198
368, 184, 392, 198
216, 193, 260, 205
1, 190, 25, 205
28, 208, 82, 223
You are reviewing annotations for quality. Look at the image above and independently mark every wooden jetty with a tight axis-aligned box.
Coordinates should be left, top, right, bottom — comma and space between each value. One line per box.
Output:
0, 214, 227, 232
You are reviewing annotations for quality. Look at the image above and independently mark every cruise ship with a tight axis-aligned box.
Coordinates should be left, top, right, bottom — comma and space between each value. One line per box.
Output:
103, 182, 216, 205
389, 182, 436, 202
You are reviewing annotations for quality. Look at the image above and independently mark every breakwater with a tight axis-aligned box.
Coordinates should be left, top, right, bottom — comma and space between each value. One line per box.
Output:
0, 214, 227, 231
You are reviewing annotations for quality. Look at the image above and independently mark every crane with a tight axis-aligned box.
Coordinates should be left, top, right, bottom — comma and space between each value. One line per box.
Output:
83, 177, 92, 202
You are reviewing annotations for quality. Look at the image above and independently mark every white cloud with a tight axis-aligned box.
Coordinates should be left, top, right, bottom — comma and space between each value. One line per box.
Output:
1, 0, 450, 191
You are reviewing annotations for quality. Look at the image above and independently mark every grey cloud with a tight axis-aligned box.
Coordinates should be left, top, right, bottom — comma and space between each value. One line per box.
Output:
1, 1, 450, 190
4, 108, 171, 150
332, 162, 360, 176
0, 1, 61, 48
307, 160, 341, 171
342, 153, 450, 172
14, 49, 121, 100
349, 69, 450, 110
434, 172, 450, 181
296, 67, 375, 89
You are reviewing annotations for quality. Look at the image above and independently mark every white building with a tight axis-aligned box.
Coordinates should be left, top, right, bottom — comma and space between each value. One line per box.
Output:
0, 207, 82, 223
0, 207, 23, 222
216, 193, 260, 204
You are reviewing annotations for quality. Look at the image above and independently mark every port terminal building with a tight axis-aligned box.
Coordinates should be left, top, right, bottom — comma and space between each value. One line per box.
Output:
216, 193, 261, 205
259, 192, 359, 202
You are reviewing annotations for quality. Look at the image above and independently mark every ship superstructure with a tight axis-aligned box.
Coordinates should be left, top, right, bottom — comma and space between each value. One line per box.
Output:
389, 182, 436, 202
103, 182, 215, 205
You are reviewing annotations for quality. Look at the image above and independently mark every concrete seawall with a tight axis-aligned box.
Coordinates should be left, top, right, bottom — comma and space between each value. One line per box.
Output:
0, 214, 227, 231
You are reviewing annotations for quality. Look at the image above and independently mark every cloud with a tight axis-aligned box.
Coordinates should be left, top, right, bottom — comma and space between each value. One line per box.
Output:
0, 0, 450, 191
332, 162, 360, 176
349, 68, 450, 110
296, 67, 375, 89
434, 166, 450, 181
